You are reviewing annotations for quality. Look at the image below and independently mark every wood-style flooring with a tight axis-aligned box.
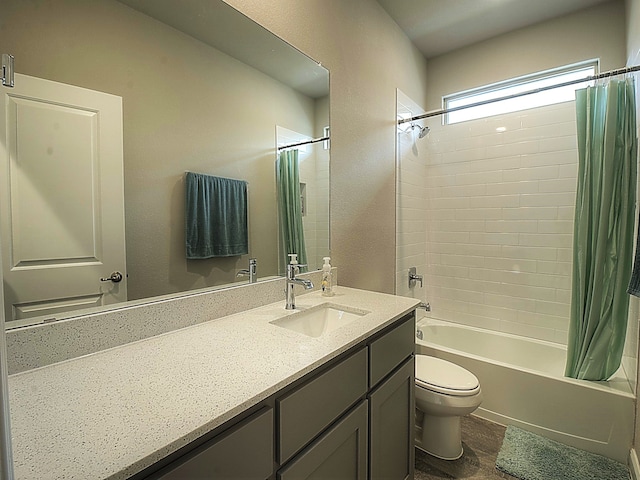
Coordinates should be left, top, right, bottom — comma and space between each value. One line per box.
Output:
415, 415, 519, 480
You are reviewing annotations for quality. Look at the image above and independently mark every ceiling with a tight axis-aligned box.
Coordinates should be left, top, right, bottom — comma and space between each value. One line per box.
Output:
118, 0, 615, 95
376, 0, 613, 59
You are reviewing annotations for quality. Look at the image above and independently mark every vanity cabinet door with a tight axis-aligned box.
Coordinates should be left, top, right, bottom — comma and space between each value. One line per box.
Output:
369, 357, 415, 480
154, 407, 273, 480
277, 400, 368, 480
278, 347, 368, 463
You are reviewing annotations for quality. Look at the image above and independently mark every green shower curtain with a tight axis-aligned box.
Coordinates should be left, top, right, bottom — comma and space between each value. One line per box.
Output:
277, 149, 308, 270
565, 78, 638, 380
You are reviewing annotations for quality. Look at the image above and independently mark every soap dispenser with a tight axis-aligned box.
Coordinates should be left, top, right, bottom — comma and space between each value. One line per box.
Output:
321, 257, 334, 296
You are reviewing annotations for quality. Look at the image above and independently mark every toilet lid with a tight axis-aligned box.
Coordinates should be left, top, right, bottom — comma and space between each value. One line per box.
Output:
415, 355, 480, 396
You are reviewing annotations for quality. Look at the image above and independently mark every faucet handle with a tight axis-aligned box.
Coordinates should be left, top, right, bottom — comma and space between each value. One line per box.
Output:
408, 267, 423, 288
287, 263, 309, 280
287, 263, 308, 271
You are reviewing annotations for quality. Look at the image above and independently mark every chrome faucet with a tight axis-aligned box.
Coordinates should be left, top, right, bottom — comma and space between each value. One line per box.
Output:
418, 301, 431, 312
285, 263, 313, 310
237, 258, 257, 283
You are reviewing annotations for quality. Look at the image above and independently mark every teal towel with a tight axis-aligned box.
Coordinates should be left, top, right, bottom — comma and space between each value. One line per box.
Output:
185, 172, 248, 259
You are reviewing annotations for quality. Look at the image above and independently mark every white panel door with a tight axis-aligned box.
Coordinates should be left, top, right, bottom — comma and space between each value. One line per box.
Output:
0, 73, 126, 327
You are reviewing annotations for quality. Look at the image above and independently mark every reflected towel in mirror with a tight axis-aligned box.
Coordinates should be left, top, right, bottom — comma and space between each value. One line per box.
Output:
185, 172, 248, 258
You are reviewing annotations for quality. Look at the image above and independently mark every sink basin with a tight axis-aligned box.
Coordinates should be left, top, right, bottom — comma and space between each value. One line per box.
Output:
271, 303, 370, 337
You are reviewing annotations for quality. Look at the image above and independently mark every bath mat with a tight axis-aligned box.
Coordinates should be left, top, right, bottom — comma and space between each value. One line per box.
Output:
496, 426, 629, 480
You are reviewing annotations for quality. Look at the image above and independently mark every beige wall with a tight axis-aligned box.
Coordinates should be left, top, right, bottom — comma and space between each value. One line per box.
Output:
225, 0, 429, 293
0, 0, 328, 301
426, 0, 626, 110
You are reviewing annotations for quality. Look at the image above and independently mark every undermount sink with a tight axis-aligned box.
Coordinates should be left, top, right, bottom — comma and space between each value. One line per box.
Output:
271, 303, 370, 337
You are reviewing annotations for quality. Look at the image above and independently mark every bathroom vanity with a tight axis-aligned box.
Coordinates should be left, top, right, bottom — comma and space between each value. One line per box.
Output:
7, 287, 419, 480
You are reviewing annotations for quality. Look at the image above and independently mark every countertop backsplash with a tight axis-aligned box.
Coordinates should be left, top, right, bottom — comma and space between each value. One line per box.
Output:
6, 268, 336, 374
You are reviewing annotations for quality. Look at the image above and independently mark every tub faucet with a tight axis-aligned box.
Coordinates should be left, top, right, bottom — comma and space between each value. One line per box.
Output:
237, 258, 257, 283
285, 263, 313, 310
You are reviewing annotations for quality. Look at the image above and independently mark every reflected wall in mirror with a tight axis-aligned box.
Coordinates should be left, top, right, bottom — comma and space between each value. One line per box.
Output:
0, 0, 329, 328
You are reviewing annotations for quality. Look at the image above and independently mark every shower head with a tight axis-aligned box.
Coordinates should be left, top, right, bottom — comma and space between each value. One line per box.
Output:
410, 123, 430, 138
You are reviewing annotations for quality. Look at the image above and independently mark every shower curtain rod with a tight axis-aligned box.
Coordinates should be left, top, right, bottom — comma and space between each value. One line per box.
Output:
399, 64, 640, 124
277, 136, 330, 151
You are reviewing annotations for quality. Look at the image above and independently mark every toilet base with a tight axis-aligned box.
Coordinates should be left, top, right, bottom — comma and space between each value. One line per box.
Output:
417, 413, 463, 460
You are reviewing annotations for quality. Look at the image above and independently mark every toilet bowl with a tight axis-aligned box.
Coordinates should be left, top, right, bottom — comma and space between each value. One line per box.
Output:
414, 355, 482, 460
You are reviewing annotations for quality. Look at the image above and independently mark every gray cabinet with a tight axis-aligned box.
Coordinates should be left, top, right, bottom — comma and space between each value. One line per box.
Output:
369, 315, 415, 388
369, 358, 415, 480
367, 315, 415, 480
276, 313, 415, 480
278, 348, 368, 464
141, 311, 416, 480
153, 407, 273, 480
278, 401, 369, 480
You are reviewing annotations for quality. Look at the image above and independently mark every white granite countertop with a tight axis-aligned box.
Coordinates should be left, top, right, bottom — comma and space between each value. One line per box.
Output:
8, 287, 419, 480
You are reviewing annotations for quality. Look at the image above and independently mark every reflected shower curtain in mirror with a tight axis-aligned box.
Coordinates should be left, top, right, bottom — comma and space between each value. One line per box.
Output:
565, 78, 637, 380
277, 149, 307, 270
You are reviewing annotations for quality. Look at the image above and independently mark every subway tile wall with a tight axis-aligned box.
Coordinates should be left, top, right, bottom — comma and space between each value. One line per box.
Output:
422, 102, 577, 344
397, 92, 638, 388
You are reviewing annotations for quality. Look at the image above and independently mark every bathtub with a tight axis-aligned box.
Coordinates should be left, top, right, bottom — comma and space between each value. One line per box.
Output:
415, 317, 635, 463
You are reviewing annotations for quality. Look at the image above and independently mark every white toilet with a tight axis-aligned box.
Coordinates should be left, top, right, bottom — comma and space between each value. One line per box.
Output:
414, 355, 483, 460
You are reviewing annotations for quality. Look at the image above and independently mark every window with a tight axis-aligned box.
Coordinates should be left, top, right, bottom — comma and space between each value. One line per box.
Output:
443, 60, 598, 124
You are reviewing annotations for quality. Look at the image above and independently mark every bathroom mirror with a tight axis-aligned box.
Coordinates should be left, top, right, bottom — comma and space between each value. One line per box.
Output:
0, 0, 330, 329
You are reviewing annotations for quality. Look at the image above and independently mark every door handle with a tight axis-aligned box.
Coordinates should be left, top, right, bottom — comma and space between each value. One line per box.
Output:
100, 271, 123, 283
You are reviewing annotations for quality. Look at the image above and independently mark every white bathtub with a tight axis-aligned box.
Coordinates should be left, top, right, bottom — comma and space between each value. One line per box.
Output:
415, 317, 635, 463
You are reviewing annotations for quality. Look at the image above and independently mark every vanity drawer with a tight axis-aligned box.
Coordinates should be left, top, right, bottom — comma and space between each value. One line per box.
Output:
368, 314, 415, 388
278, 347, 368, 464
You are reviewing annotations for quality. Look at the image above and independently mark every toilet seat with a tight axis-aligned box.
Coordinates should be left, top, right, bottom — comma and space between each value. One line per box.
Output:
415, 355, 480, 397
